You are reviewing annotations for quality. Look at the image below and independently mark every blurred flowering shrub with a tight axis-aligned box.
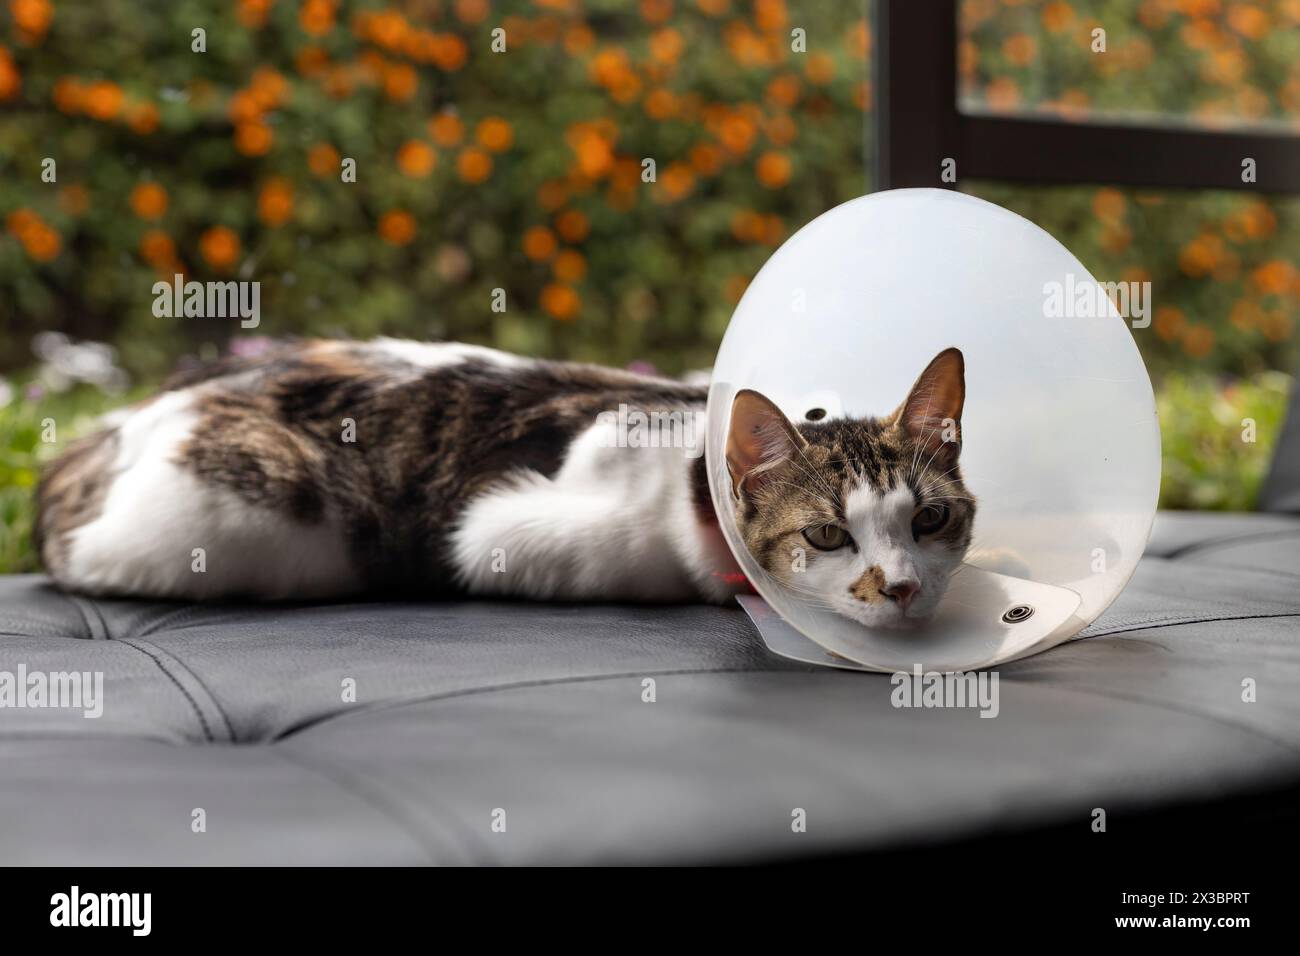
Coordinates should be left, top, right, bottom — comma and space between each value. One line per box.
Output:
0, 0, 870, 379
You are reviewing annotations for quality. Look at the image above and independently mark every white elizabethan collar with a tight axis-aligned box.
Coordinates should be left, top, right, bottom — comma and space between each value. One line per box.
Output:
707, 189, 1160, 673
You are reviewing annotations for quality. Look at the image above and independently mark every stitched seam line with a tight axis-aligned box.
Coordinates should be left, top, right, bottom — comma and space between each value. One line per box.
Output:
1078, 610, 1300, 640
275, 662, 813, 740
120, 636, 238, 743
269, 746, 456, 865
115, 638, 216, 743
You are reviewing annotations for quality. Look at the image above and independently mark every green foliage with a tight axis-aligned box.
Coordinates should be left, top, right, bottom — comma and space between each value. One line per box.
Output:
0, 381, 140, 573
1157, 369, 1291, 511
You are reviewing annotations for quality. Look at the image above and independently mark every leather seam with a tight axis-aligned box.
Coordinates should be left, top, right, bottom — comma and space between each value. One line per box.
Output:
115, 638, 219, 743
1077, 610, 1300, 640
274, 663, 812, 740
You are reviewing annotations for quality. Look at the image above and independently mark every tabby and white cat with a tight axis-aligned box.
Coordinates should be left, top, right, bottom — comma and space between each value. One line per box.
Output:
36, 339, 973, 629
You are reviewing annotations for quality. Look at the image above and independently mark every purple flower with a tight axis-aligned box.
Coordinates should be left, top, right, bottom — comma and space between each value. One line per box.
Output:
626, 360, 658, 376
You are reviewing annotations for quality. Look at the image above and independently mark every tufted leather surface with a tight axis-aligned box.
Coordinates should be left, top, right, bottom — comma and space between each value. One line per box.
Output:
1, 511, 1298, 864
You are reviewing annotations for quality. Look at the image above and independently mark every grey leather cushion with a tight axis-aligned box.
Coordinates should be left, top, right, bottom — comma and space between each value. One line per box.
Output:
1, 511, 1297, 864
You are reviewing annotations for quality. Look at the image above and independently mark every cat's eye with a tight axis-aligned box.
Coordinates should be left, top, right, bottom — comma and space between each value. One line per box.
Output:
912, 504, 950, 539
804, 407, 827, 421
802, 524, 850, 551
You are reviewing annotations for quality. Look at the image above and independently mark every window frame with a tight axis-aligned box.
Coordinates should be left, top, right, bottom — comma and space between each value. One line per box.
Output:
873, 0, 1300, 193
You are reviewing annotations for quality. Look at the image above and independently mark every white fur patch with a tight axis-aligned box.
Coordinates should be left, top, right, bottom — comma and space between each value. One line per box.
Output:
61, 390, 355, 600
369, 338, 525, 370
450, 415, 741, 603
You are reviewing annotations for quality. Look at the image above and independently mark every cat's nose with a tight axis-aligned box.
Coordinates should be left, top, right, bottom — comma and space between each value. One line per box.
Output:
882, 580, 920, 610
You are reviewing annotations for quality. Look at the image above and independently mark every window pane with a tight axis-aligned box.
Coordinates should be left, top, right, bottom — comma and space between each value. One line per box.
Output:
959, 0, 1300, 131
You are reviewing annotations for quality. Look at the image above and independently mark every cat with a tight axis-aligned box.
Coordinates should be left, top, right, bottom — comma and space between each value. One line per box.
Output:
35, 338, 974, 629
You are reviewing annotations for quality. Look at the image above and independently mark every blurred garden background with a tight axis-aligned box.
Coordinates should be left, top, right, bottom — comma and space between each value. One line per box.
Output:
1, 0, 1298, 572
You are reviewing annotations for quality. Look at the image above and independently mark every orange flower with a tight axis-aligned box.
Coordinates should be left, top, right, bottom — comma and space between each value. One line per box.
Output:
541, 283, 580, 321
804, 52, 835, 85
397, 140, 437, 177
84, 81, 124, 120
457, 147, 493, 183
755, 0, 787, 32
429, 112, 465, 147
237, 0, 272, 28
717, 112, 757, 155
1179, 234, 1224, 276
730, 210, 763, 243
650, 28, 684, 63
1100, 224, 1132, 255
455, 0, 490, 24
250, 67, 288, 109
257, 178, 295, 227
432, 34, 468, 71
846, 19, 870, 59
552, 250, 587, 282
130, 183, 169, 220
765, 113, 797, 147
1002, 34, 1036, 67
383, 63, 418, 101
10, 0, 52, 39
523, 226, 558, 261
756, 151, 792, 188
139, 230, 174, 265
656, 162, 695, 202
554, 209, 590, 243
1091, 187, 1126, 223
1251, 260, 1296, 295
1153, 306, 1187, 342
21, 221, 60, 262
639, 0, 673, 24
199, 226, 241, 271
308, 142, 341, 177
680, 144, 718, 178
564, 23, 596, 54
0, 47, 21, 101
235, 122, 273, 156
59, 185, 89, 216
378, 210, 417, 246
1227, 3, 1271, 40
644, 88, 676, 120
127, 102, 160, 134
568, 125, 614, 178
985, 76, 1021, 111
765, 73, 800, 108
476, 117, 514, 152
299, 0, 336, 37
1041, 1, 1074, 33
724, 274, 750, 304
1182, 324, 1215, 359
4, 208, 36, 237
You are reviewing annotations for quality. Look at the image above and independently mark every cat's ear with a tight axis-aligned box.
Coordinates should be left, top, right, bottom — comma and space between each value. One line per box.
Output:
726, 389, 807, 499
894, 348, 965, 460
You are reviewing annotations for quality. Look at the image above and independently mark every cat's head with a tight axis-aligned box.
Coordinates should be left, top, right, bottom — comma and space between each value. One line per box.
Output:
725, 348, 973, 630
